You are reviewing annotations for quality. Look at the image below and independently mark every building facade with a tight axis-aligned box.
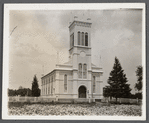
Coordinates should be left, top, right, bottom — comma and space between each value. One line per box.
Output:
41, 18, 103, 101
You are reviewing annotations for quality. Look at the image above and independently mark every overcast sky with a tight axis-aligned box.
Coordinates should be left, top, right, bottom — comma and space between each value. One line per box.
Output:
9, 9, 142, 94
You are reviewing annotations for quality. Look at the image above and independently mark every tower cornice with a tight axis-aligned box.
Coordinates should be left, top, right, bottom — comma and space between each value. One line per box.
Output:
69, 20, 92, 31
69, 45, 91, 51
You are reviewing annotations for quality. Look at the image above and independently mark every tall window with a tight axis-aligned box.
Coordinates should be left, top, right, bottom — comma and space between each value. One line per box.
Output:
48, 78, 50, 94
72, 33, 74, 47
70, 33, 74, 48
64, 74, 67, 92
78, 32, 88, 46
78, 31, 80, 45
46, 79, 47, 95
93, 76, 96, 93
85, 33, 88, 46
83, 64, 87, 79
43, 80, 44, 95
51, 76, 53, 94
82, 32, 84, 46
78, 63, 87, 79
41, 80, 42, 95
47, 79, 48, 95
70, 35, 72, 48
44, 80, 46, 95
78, 63, 82, 78
43, 80, 45, 95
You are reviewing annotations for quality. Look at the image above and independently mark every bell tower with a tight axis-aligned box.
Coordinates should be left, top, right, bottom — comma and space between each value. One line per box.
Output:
69, 17, 92, 50
69, 17, 92, 98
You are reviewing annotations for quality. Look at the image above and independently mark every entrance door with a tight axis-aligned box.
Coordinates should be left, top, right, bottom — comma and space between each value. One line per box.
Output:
78, 86, 86, 98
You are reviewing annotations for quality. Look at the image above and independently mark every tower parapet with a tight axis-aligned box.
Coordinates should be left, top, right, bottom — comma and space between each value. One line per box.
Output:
69, 18, 92, 31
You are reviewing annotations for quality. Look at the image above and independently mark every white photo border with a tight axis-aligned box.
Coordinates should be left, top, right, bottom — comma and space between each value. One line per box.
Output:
2, 3, 146, 120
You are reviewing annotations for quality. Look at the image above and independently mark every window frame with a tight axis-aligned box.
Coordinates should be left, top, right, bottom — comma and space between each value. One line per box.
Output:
64, 74, 67, 92
85, 32, 88, 46
70, 33, 74, 48
83, 64, 87, 79
51, 76, 53, 94
48, 78, 50, 94
78, 63, 82, 78
82, 32, 85, 46
72, 33, 74, 47
93, 76, 96, 93
78, 31, 80, 45
78, 63, 88, 79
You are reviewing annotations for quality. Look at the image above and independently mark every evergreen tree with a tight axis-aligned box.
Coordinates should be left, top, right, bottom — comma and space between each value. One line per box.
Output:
31, 75, 40, 97
107, 57, 131, 102
103, 86, 112, 98
135, 65, 143, 92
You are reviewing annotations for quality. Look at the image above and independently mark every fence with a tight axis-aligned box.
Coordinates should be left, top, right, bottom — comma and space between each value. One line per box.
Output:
101, 97, 142, 104
8, 96, 142, 104
8, 96, 90, 103
9, 96, 56, 103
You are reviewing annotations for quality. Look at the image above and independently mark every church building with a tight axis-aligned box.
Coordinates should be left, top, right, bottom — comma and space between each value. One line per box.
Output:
41, 17, 103, 102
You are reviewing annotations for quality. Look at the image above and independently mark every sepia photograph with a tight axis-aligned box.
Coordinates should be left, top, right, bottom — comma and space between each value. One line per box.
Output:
2, 3, 146, 120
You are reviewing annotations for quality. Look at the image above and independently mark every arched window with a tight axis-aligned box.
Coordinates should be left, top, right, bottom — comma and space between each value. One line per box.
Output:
72, 33, 74, 47
42, 80, 43, 95
44, 80, 45, 95
43, 80, 45, 95
46, 79, 47, 95
51, 76, 53, 94
85, 33, 88, 46
78, 32, 80, 45
78, 63, 82, 78
70, 33, 74, 48
70, 34, 72, 48
64, 74, 67, 92
82, 32, 84, 46
47, 78, 49, 94
93, 76, 96, 93
48, 78, 50, 94
83, 64, 87, 79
